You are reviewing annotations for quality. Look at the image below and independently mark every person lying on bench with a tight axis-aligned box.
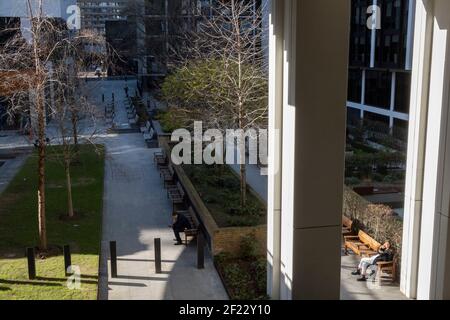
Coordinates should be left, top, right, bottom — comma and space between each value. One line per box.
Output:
352, 241, 393, 282
171, 212, 192, 245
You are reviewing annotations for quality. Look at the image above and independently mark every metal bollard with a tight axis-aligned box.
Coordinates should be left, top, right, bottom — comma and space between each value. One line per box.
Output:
102, 93, 105, 102
26, 247, 36, 280
112, 92, 115, 101
63, 245, 72, 276
110, 241, 117, 278
154, 238, 161, 274
197, 233, 205, 269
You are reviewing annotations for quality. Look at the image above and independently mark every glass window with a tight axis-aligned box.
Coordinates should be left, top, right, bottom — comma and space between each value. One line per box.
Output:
348, 68, 362, 103
365, 70, 392, 109
394, 72, 411, 114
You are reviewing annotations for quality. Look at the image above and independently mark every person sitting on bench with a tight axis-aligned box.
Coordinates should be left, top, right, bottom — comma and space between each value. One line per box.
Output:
171, 212, 192, 245
352, 241, 393, 282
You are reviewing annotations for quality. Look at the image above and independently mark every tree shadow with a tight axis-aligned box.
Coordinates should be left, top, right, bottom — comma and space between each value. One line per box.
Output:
0, 279, 61, 287
35, 276, 98, 285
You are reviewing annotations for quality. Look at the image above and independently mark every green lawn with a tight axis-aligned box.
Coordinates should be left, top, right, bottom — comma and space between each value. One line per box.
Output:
0, 144, 105, 300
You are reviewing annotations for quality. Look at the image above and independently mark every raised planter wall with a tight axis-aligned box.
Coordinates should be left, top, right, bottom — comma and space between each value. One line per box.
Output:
160, 137, 267, 257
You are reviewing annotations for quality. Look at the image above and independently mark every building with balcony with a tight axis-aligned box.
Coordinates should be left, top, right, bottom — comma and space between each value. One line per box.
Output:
347, 0, 416, 139
77, 0, 127, 35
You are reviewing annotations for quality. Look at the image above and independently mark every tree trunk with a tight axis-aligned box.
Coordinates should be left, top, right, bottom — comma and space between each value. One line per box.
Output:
65, 158, 74, 218
240, 163, 247, 208
71, 110, 78, 146
36, 90, 47, 250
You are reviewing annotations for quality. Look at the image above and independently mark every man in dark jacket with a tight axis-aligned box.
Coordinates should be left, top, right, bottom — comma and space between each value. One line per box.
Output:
171, 212, 192, 245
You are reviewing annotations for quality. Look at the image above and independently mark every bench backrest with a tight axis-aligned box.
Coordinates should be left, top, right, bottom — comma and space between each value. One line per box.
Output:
169, 165, 175, 177
177, 182, 185, 197
358, 230, 381, 251
188, 206, 200, 228
342, 216, 352, 229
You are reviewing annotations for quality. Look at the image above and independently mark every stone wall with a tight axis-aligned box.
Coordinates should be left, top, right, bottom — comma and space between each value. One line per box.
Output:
213, 225, 267, 257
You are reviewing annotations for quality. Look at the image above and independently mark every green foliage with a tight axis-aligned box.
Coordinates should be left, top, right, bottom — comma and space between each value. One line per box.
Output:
154, 109, 187, 133
161, 59, 268, 129
239, 233, 259, 260
183, 164, 265, 227
215, 253, 268, 300
345, 151, 406, 180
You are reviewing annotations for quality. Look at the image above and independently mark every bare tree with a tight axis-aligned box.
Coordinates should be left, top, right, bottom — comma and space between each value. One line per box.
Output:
0, 0, 108, 249
163, 0, 268, 207
50, 31, 106, 218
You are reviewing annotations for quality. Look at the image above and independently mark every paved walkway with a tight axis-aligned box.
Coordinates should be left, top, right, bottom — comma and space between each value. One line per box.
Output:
0, 150, 30, 195
99, 133, 227, 300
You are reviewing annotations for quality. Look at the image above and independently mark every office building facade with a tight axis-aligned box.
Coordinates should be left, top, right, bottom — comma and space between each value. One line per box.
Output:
347, 0, 416, 139
77, 0, 128, 35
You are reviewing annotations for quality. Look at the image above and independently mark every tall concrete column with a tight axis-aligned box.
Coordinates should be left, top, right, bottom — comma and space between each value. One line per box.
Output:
401, 0, 450, 300
268, 0, 350, 300
267, 0, 283, 300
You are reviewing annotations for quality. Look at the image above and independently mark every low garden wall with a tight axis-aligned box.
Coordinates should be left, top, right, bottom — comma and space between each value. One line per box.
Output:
160, 137, 267, 258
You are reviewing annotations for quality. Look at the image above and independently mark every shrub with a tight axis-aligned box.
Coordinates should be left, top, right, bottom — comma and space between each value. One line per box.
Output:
227, 215, 260, 227
239, 233, 259, 260
343, 186, 403, 274
345, 177, 361, 186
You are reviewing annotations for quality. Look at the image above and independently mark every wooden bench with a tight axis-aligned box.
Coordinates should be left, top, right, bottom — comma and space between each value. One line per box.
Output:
127, 103, 136, 117
342, 216, 353, 236
129, 114, 139, 125
154, 150, 165, 162
176, 207, 200, 245
141, 121, 155, 141
140, 121, 151, 134
168, 182, 185, 211
160, 165, 175, 188
376, 256, 397, 283
344, 230, 381, 256
154, 151, 168, 169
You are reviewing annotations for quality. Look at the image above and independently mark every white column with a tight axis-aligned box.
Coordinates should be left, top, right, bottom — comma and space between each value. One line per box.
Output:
268, 0, 350, 300
400, 0, 433, 299
361, 69, 366, 120
267, 0, 283, 300
370, 0, 378, 68
405, 0, 417, 71
402, 0, 450, 300
417, 0, 450, 300
390, 72, 397, 130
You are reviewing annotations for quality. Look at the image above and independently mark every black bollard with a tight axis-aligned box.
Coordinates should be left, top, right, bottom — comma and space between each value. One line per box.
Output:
110, 241, 117, 278
197, 233, 204, 269
63, 245, 72, 276
26, 247, 36, 280
112, 92, 115, 101
154, 238, 161, 274
102, 93, 105, 102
